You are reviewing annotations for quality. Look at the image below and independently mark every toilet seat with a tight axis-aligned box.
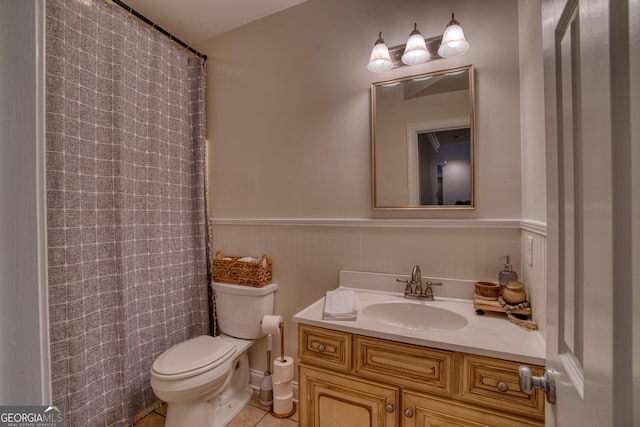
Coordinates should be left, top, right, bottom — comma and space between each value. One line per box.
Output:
152, 336, 236, 381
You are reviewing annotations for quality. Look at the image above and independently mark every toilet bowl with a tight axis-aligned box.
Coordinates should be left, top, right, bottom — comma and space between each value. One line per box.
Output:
150, 282, 278, 427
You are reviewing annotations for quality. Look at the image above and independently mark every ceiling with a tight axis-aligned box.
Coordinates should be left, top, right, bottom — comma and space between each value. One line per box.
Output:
123, 0, 308, 46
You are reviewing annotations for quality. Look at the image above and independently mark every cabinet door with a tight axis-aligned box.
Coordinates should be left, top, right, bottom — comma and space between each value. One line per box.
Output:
299, 364, 399, 427
402, 391, 543, 427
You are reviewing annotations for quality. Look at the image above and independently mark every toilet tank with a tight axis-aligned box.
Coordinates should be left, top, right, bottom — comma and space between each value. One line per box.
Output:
211, 282, 278, 339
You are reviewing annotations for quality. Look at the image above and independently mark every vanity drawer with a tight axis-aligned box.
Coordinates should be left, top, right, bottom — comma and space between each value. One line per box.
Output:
460, 354, 545, 420
298, 324, 352, 372
355, 336, 453, 397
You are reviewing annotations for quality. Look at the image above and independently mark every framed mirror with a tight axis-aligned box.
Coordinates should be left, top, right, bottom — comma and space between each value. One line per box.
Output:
371, 65, 475, 209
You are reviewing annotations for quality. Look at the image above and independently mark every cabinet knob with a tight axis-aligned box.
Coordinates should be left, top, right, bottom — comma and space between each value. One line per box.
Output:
317, 344, 325, 353
496, 381, 508, 392
404, 408, 413, 418
386, 404, 394, 413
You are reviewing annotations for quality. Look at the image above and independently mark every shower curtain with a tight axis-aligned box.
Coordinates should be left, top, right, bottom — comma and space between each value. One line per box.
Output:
45, 0, 209, 425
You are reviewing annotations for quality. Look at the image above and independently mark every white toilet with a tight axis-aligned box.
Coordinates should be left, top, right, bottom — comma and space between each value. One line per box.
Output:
150, 282, 278, 427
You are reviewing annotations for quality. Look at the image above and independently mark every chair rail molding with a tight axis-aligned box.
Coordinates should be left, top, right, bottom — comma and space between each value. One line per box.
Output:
211, 218, 531, 229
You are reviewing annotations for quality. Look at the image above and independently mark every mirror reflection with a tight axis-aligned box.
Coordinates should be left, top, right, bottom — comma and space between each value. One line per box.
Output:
372, 65, 475, 209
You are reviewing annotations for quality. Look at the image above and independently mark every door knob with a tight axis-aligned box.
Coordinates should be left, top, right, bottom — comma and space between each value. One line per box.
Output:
519, 365, 556, 404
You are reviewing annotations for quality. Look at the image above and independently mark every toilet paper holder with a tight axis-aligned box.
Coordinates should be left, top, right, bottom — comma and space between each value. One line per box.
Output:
260, 316, 296, 418
260, 317, 286, 363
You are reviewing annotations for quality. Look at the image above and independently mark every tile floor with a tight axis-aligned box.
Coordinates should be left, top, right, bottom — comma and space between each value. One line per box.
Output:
133, 391, 298, 427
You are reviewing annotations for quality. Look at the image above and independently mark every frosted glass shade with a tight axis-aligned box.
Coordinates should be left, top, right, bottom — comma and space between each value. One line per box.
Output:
367, 33, 393, 72
401, 25, 430, 66
438, 19, 469, 58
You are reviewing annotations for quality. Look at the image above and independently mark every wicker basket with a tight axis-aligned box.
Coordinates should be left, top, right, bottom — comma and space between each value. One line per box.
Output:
212, 250, 272, 287
474, 281, 501, 300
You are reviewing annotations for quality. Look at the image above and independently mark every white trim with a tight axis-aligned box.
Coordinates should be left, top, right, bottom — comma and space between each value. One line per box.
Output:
520, 220, 548, 236
211, 218, 523, 229
559, 352, 584, 399
35, 0, 51, 404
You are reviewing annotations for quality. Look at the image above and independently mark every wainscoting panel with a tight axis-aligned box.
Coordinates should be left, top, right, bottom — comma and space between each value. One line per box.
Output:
211, 220, 525, 379
521, 228, 547, 337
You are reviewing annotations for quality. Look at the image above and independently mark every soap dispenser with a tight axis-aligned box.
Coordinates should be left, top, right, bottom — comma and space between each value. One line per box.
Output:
498, 255, 518, 292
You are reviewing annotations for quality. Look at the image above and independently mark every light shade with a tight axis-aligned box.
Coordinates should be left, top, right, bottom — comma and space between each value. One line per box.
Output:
438, 13, 469, 58
367, 32, 393, 72
401, 23, 430, 66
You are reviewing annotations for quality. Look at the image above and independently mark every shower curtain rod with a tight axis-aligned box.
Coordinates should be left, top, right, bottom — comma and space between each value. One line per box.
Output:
108, 0, 207, 61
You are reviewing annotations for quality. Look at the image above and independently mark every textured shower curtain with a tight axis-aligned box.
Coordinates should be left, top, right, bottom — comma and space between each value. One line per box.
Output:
45, 1, 209, 425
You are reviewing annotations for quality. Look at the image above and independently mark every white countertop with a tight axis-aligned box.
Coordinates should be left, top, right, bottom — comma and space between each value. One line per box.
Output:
293, 286, 546, 365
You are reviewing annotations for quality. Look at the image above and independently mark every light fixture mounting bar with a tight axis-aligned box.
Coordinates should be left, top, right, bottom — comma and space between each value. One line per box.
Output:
388, 35, 444, 69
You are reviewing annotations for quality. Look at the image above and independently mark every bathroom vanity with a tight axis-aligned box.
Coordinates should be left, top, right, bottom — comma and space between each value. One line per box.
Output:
293, 271, 546, 427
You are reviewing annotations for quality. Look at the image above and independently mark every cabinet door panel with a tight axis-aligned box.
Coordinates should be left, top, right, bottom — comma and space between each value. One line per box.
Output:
299, 364, 398, 427
402, 391, 542, 427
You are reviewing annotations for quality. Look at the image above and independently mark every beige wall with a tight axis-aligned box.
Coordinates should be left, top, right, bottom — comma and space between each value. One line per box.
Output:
198, 0, 523, 220
518, 0, 547, 336
196, 0, 548, 375
518, 0, 547, 224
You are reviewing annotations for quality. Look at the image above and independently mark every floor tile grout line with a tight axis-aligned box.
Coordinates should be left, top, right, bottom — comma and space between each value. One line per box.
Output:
254, 410, 267, 426
132, 392, 301, 426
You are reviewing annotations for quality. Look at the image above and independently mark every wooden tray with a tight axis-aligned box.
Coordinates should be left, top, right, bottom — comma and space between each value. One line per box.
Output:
473, 294, 531, 316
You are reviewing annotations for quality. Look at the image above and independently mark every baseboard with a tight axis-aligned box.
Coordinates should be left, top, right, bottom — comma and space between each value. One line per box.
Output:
249, 368, 298, 402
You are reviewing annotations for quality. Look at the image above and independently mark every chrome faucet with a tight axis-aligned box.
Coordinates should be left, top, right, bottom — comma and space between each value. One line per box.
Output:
411, 265, 422, 294
396, 265, 442, 301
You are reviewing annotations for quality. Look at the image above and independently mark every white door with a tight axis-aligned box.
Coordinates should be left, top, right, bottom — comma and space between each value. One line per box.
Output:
535, 0, 638, 425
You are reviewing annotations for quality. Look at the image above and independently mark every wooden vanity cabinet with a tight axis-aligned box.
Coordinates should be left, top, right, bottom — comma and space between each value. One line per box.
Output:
298, 324, 545, 427
299, 364, 399, 427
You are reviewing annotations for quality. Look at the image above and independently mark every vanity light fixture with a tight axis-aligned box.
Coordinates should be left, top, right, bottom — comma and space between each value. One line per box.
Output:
437, 13, 470, 58
367, 12, 469, 72
401, 23, 430, 65
367, 32, 393, 72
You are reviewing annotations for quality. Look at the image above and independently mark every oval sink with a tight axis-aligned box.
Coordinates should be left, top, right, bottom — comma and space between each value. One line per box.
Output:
361, 301, 468, 331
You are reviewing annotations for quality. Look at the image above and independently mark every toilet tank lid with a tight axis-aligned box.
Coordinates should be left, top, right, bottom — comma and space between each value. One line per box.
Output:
212, 282, 278, 296
152, 336, 235, 378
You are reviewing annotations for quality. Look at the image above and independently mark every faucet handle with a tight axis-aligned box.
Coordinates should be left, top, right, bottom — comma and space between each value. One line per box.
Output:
396, 278, 413, 294
423, 281, 443, 300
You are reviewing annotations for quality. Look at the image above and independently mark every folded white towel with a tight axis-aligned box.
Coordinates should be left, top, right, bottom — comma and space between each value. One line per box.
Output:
323, 289, 357, 321
238, 256, 259, 263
